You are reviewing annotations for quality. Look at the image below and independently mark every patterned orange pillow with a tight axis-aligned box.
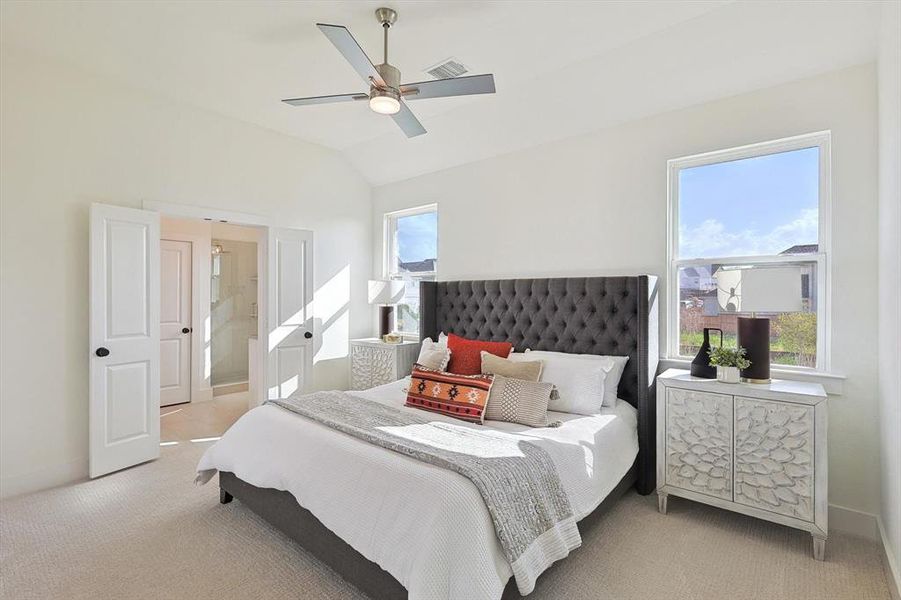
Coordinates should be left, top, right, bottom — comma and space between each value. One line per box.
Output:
405, 364, 494, 423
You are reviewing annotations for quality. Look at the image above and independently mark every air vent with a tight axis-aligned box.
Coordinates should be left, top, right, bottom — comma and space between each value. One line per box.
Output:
424, 58, 469, 80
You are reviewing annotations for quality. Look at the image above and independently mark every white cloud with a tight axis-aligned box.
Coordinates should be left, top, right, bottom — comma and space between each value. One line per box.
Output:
680, 209, 817, 258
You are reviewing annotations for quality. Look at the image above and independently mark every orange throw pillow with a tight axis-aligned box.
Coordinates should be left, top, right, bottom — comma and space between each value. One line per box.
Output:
446, 334, 513, 375
405, 364, 494, 423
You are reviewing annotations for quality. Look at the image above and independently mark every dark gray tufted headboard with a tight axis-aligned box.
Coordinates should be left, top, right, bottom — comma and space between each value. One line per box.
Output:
420, 276, 659, 494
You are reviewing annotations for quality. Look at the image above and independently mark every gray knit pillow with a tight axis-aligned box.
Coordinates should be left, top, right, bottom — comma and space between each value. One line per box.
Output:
484, 375, 554, 428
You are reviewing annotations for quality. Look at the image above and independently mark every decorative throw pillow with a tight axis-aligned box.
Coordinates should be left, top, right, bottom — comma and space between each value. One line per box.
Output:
405, 364, 494, 423
480, 351, 543, 382
416, 338, 452, 371
484, 375, 554, 427
445, 334, 513, 375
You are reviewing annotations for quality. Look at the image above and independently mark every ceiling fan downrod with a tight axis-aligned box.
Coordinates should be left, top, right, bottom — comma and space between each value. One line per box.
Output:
372, 7, 400, 95
375, 7, 396, 65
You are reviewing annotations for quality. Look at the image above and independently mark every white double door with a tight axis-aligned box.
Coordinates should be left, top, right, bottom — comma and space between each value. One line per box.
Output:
89, 203, 313, 478
160, 239, 192, 407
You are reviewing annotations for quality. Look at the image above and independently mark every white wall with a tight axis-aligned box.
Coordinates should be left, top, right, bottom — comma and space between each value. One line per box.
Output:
877, 0, 901, 591
0, 46, 373, 498
373, 64, 881, 517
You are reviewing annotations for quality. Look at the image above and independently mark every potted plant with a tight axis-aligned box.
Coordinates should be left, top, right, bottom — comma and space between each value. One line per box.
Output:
707, 347, 751, 384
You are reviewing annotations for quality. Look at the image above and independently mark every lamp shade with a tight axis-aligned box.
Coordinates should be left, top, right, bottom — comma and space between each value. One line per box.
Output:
714, 266, 803, 314
368, 279, 405, 305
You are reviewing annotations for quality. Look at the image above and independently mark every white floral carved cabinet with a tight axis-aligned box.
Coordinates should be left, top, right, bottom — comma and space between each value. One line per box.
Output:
349, 338, 421, 391
656, 369, 828, 560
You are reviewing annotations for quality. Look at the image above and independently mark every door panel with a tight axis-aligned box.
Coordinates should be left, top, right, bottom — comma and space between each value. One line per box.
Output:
90, 203, 160, 478
105, 361, 150, 443
159, 339, 181, 388
665, 388, 733, 500
734, 396, 815, 521
160, 239, 192, 406
160, 246, 183, 323
267, 228, 313, 400
106, 220, 150, 338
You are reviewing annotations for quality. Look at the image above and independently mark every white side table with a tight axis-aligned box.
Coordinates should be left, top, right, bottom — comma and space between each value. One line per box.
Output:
656, 368, 828, 559
349, 338, 421, 390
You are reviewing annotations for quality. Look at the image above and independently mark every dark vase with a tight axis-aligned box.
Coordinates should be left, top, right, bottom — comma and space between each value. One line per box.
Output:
690, 327, 723, 379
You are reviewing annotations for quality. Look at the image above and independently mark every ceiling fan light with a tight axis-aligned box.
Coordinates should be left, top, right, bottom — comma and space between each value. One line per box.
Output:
369, 89, 401, 115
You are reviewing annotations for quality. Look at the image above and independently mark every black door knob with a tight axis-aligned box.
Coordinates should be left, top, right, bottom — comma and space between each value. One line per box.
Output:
304, 331, 313, 339
182, 327, 191, 334
95, 347, 110, 357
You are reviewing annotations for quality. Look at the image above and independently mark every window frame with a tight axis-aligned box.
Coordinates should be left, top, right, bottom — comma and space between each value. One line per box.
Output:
383, 203, 438, 338
665, 131, 832, 372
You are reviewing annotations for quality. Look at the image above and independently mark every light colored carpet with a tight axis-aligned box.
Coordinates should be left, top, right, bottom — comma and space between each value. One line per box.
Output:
0, 441, 892, 600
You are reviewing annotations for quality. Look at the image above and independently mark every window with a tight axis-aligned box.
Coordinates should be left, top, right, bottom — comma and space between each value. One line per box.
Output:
384, 204, 438, 336
667, 132, 830, 370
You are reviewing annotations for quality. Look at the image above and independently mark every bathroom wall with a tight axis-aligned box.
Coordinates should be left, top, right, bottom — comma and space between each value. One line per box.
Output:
210, 238, 258, 386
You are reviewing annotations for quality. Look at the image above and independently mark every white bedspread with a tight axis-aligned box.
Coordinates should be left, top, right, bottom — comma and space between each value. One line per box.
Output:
196, 379, 638, 600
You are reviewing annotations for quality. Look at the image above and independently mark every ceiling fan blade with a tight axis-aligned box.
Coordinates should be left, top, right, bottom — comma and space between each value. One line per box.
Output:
391, 102, 427, 138
316, 23, 385, 86
401, 74, 495, 101
282, 93, 368, 107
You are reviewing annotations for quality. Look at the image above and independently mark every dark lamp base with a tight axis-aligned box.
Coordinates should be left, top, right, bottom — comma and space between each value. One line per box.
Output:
378, 305, 394, 338
737, 316, 771, 383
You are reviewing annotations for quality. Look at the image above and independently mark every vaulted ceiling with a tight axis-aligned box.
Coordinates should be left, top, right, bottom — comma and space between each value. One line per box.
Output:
0, 1, 882, 185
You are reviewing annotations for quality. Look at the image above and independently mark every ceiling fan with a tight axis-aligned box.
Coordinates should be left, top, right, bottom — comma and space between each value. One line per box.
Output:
282, 7, 496, 138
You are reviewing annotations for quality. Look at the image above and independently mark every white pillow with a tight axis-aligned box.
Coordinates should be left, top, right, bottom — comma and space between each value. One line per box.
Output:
416, 338, 451, 371
511, 351, 615, 415
517, 350, 628, 409
600, 355, 629, 407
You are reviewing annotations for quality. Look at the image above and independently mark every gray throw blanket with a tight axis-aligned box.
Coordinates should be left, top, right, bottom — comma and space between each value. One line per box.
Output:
266, 391, 581, 595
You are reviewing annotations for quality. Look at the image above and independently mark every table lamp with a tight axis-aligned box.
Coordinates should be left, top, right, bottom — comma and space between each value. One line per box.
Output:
714, 266, 803, 383
368, 279, 405, 338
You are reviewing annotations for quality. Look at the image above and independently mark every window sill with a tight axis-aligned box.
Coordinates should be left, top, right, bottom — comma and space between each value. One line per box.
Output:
658, 357, 846, 395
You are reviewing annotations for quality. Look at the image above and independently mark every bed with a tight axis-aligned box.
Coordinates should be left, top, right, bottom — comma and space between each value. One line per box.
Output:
198, 276, 659, 600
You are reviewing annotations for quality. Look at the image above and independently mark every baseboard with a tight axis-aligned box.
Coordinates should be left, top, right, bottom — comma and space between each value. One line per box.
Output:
828, 504, 900, 597
213, 381, 249, 397
829, 503, 880, 540
0, 456, 88, 500
878, 515, 901, 600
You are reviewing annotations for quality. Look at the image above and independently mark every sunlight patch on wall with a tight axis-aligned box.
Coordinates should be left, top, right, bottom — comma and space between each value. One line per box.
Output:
317, 310, 349, 363
314, 265, 350, 363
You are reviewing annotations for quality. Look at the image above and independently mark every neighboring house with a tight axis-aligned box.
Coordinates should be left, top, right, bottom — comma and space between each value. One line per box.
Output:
779, 244, 818, 255
679, 265, 716, 306
780, 244, 817, 307
398, 258, 436, 273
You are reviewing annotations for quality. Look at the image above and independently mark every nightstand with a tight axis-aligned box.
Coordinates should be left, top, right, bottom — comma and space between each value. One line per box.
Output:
349, 338, 421, 390
656, 368, 828, 559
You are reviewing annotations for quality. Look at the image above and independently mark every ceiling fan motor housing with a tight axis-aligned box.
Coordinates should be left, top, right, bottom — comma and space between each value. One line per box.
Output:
375, 63, 401, 92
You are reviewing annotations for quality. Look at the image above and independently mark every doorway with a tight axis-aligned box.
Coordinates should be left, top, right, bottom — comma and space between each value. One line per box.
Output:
89, 202, 315, 477
158, 218, 261, 443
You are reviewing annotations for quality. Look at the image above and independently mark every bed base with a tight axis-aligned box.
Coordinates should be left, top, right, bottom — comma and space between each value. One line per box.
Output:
219, 464, 637, 600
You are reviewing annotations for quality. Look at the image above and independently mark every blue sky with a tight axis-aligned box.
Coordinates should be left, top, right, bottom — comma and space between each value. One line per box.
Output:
396, 211, 437, 263
678, 146, 819, 258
